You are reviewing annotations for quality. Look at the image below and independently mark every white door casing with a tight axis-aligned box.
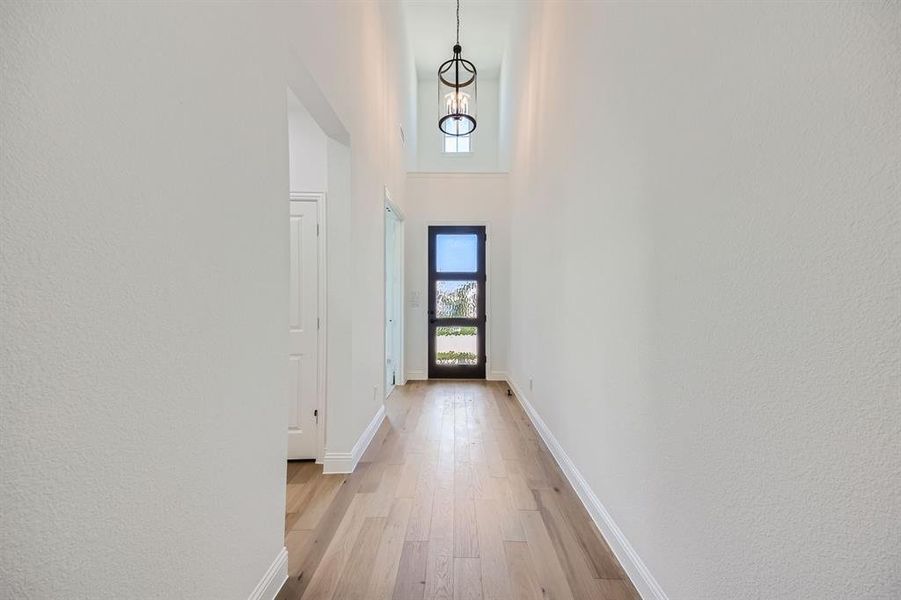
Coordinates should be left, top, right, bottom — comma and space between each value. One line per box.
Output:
288, 198, 319, 459
385, 209, 398, 394
384, 189, 405, 395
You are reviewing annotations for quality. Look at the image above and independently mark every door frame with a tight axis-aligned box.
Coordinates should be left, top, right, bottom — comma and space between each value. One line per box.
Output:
289, 191, 327, 462
427, 223, 489, 379
384, 186, 405, 396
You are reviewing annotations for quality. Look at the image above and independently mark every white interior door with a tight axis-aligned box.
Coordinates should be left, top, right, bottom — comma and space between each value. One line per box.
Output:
288, 200, 318, 459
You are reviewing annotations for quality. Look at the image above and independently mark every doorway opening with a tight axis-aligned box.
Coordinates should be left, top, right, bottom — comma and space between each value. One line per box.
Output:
428, 225, 487, 379
384, 192, 404, 397
286, 84, 328, 461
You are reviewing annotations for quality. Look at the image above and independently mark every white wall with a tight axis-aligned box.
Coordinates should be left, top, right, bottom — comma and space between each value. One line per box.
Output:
282, 0, 417, 461
324, 137, 354, 460
502, 2, 901, 600
415, 76, 501, 173
0, 3, 290, 598
287, 89, 328, 192
0, 1, 414, 597
404, 173, 510, 381
386, 1, 419, 177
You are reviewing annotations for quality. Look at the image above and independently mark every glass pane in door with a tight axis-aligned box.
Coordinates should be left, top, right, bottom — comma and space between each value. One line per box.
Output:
435, 326, 479, 365
436, 234, 478, 272
435, 280, 478, 318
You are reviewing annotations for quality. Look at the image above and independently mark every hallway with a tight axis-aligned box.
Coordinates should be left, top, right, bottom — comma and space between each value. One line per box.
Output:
278, 381, 637, 600
3, 3, 899, 598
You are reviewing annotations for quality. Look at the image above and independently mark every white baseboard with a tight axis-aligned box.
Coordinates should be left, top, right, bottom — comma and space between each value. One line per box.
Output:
488, 370, 507, 381
247, 547, 287, 600
506, 377, 669, 600
322, 403, 386, 474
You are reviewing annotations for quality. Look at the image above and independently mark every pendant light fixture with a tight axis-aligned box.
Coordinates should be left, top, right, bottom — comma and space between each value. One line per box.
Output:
438, 0, 477, 136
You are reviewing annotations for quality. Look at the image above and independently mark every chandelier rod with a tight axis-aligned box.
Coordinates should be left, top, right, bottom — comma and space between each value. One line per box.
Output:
456, 0, 460, 45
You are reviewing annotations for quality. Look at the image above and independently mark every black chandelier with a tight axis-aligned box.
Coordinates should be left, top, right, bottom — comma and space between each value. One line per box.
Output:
438, 0, 477, 137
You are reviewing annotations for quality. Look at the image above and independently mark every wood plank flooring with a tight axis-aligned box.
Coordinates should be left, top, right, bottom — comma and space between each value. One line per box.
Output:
276, 381, 638, 600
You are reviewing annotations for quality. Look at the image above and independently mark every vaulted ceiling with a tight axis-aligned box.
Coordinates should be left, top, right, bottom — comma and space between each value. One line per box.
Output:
402, 0, 517, 79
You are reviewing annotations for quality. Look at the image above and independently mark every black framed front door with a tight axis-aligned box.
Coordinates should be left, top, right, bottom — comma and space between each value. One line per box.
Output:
428, 225, 487, 379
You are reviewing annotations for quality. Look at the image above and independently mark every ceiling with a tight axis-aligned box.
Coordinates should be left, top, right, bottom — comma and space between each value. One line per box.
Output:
402, 0, 517, 79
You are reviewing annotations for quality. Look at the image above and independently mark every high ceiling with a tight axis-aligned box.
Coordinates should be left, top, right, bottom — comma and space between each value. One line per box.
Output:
402, 0, 517, 80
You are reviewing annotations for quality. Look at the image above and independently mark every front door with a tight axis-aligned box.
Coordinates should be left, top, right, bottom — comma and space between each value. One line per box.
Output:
428, 225, 486, 379
287, 199, 319, 459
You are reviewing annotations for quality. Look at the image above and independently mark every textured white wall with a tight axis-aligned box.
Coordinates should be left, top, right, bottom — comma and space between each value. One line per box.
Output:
0, 3, 289, 598
0, 1, 414, 597
415, 77, 501, 173
502, 2, 901, 599
403, 174, 510, 380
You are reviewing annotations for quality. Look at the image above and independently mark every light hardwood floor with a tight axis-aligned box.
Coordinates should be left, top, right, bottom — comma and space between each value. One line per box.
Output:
277, 380, 638, 600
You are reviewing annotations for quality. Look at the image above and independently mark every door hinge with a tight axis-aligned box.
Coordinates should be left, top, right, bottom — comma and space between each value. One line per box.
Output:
314, 409, 319, 424
317, 317, 320, 330
316, 224, 320, 236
